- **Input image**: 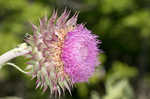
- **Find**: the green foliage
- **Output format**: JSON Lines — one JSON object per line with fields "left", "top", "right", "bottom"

{"left": 103, "top": 79, "right": 134, "bottom": 99}
{"left": 77, "top": 83, "right": 89, "bottom": 98}
{"left": 0, "top": 0, "right": 51, "bottom": 55}
{"left": 100, "top": 0, "right": 135, "bottom": 14}
{"left": 0, "top": 33, "right": 19, "bottom": 54}
{"left": 109, "top": 61, "right": 138, "bottom": 79}
{"left": 123, "top": 10, "right": 150, "bottom": 38}
{"left": 103, "top": 61, "right": 137, "bottom": 99}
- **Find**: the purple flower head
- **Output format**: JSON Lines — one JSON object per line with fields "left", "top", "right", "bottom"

{"left": 62, "top": 24, "right": 100, "bottom": 83}
{"left": 25, "top": 9, "right": 101, "bottom": 96}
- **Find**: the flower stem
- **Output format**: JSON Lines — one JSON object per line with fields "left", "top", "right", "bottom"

{"left": 0, "top": 43, "right": 31, "bottom": 68}
{"left": 6, "top": 63, "right": 28, "bottom": 74}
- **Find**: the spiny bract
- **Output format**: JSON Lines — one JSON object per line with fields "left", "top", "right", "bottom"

{"left": 25, "top": 9, "right": 100, "bottom": 96}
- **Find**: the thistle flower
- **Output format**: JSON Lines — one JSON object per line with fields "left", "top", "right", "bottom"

{"left": 25, "top": 9, "right": 100, "bottom": 95}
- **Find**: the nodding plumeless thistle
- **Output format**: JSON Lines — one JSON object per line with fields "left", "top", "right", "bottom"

{"left": 25, "top": 9, "right": 101, "bottom": 95}
{"left": 0, "top": 9, "right": 101, "bottom": 96}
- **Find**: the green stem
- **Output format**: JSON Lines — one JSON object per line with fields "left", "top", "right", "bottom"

{"left": 6, "top": 63, "right": 28, "bottom": 74}
{"left": 0, "top": 43, "right": 31, "bottom": 74}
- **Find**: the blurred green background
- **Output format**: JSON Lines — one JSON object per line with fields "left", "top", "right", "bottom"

{"left": 0, "top": 0, "right": 150, "bottom": 99}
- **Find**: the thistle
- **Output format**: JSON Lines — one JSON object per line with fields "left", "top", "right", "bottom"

{"left": 24, "top": 9, "right": 100, "bottom": 95}
{"left": 0, "top": 9, "right": 100, "bottom": 96}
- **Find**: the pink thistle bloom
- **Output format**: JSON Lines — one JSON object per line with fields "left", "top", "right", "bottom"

{"left": 25, "top": 9, "right": 100, "bottom": 95}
